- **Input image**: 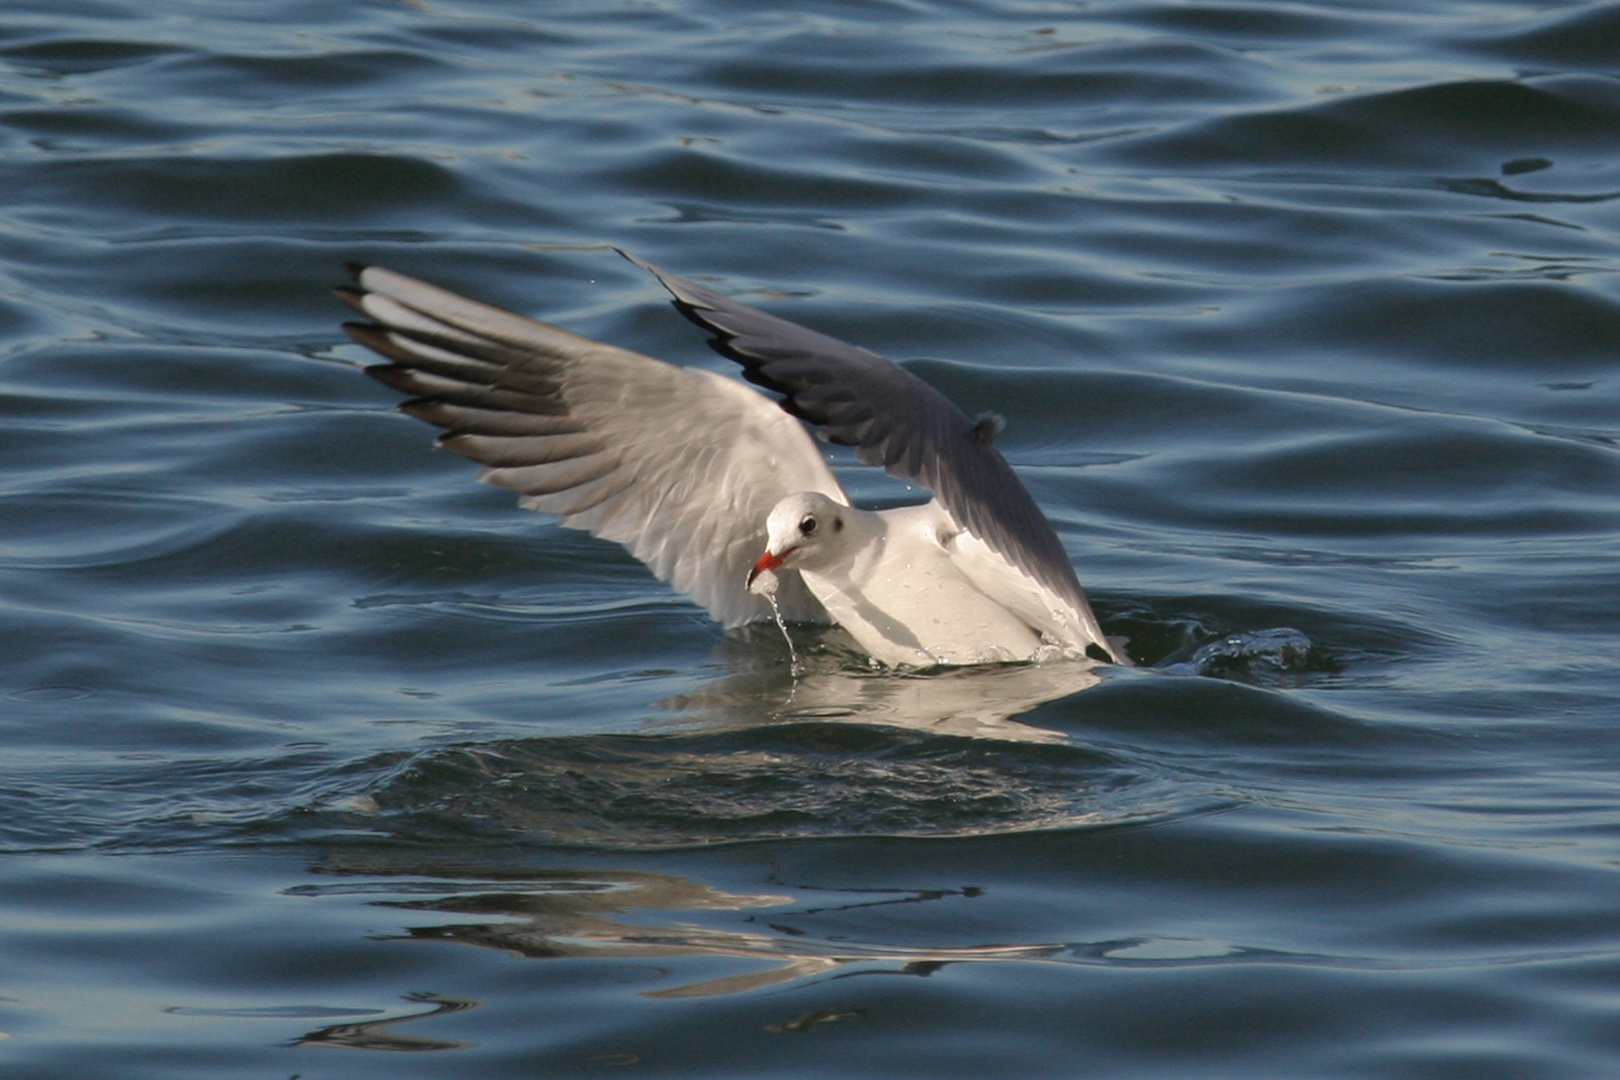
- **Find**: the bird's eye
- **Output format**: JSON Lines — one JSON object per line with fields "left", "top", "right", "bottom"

{"left": 799, "top": 515, "right": 818, "bottom": 535}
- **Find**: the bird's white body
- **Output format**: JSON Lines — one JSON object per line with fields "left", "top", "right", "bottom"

{"left": 750, "top": 493, "right": 1094, "bottom": 667}
{"left": 796, "top": 508, "right": 1046, "bottom": 667}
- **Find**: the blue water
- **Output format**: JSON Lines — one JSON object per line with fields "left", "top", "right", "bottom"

{"left": 3, "top": 0, "right": 1619, "bottom": 1076}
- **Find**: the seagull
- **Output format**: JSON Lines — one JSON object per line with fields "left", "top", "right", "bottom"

{"left": 338, "top": 252, "right": 1124, "bottom": 667}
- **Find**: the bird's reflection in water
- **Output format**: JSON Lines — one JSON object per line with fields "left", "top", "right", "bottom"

{"left": 659, "top": 628, "right": 1103, "bottom": 744}
{"left": 296, "top": 863, "right": 1068, "bottom": 1008}
{"left": 291, "top": 654, "right": 1147, "bottom": 1048}
{"left": 293, "top": 991, "right": 477, "bottom": 1052}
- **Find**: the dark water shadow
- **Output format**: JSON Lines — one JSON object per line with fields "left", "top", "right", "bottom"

{"left": 314, "top": 618, "right": 1357, "bottom": 851}
{"left": 347, "top": 650, "right": 1175, "bottom": 849}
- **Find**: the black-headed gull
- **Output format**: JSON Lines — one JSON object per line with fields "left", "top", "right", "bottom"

{"left": 338, "top": 252, "right": 1123, "bottom": 667}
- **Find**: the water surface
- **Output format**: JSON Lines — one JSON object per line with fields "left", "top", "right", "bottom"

{"left": 2, "top": 1, "right": 1619, "bottom": 1077}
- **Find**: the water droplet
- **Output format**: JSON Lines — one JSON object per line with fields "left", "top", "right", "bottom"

{"left": 765, "top": 592, "right": 804, "bottom": 678}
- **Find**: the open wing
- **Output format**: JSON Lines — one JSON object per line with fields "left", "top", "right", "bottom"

{"left": 619, "top": 251, "right": 1117, "bottom": 660}
{"left": 339, "top": 264, "right": 844, "bottom": 627}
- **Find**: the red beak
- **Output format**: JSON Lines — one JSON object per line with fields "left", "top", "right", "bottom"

{"left": 747, "top": 547, "right": 789, "bottom": 589}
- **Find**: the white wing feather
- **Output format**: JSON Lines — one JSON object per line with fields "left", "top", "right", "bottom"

{"left": 342, "top": 266, "right": 845, "bottom": 626}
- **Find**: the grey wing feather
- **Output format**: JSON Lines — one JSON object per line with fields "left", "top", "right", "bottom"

{"left": 340, "top": 265, "right": 844, "bottom": 627}
{"left": 617, "top": 250, "right": 1101, "bottom": 641}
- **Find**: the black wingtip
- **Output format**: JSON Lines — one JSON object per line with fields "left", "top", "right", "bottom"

{"left": 342, "top": 261, "right": 368, "bottom": 280}
{"left": 333, "top": 286, "right": 368, "bottom": 315}
{"left": 615, "top": 248, "right": 654, "bottom": 274}
{"left": 617, "top": 248, "right": 712, "bottom": 313}
{"left": 341, "top": 321, "right": 389, "bottom": 353}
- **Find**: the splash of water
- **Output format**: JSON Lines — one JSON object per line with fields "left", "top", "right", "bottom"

{"left": 1159, "top": 627, "right": 1316, "bottom": 677}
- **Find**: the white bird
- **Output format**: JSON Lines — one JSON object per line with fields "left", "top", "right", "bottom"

{"left": 338, "top": 252, "right": 1123, "bottom": 667}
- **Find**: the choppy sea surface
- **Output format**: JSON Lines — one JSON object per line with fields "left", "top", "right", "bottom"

{"left": 3, "top": 1, "right": 1619, "bottom": 1076}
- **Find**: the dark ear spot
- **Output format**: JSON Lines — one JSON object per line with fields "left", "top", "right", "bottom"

{"left": 972, "top": 412, "right": 1006, "bottom": 445}
{"left": 832, "top": 517, "right": 843, "bottom": 532}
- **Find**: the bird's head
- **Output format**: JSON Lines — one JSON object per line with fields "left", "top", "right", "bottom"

{"left": 747, "top": 491, "right": 849, "bottom": 595}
